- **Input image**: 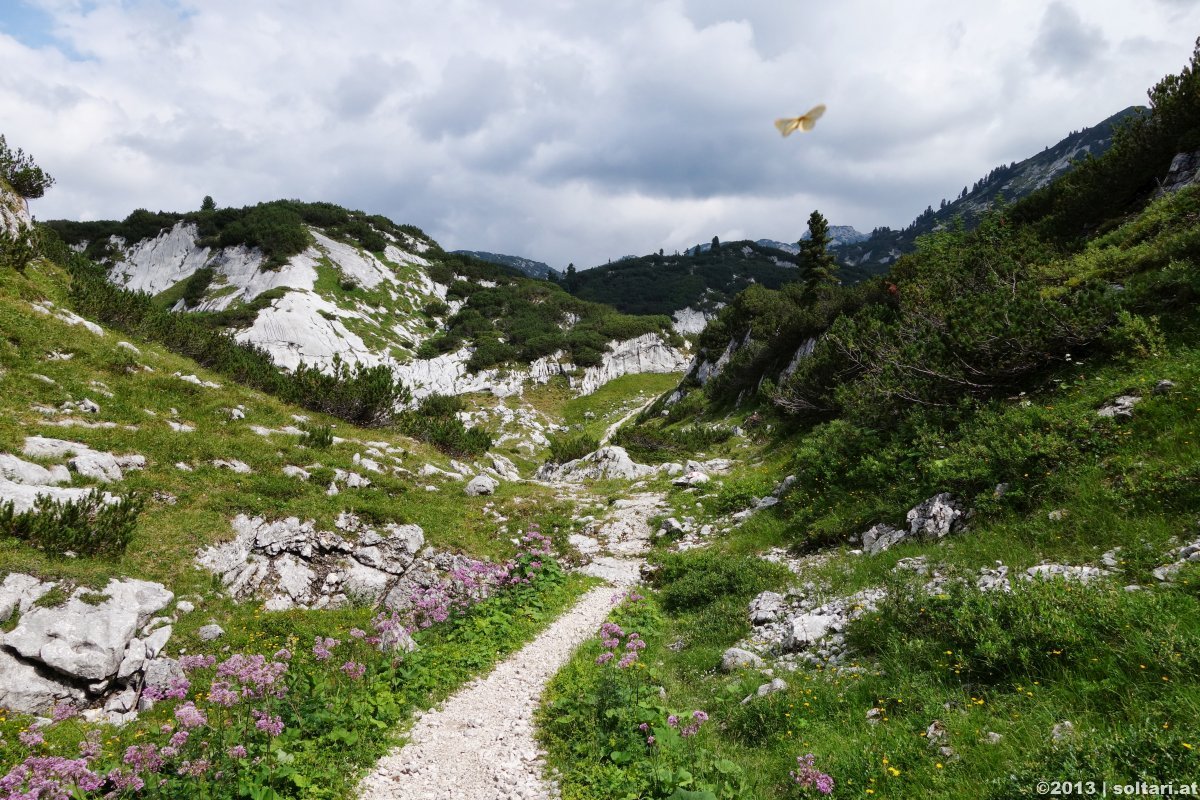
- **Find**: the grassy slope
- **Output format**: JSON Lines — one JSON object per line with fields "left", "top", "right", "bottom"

{"left": 0, "top": 250, "right": 631, "bottom": 793}
{"left": 539, "top": 196, "right": 1200, "bottom": 798}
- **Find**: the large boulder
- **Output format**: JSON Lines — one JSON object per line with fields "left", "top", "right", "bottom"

{"left": 536, "top": 446, "right": 657, "bottom": 482}
{"left": 0, "top": 648, "right": 86, "bottom": 714}
{"left": 0, "top": 454, "right": 70, "bottom": 486}
{"left": 720, "top": 647, "right": 765, "bottom": 672}
{"left": 465, "top": 474, "right": 499, "bottom": 496}
{"left": 1, "top": 579, "right": 172, "bottom": 683}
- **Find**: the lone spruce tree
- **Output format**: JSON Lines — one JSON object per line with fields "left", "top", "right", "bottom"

{"left": 800, "top": 210, "right": 838, "bottom": 293}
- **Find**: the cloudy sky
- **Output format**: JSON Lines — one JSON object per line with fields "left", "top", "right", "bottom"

{"left": 2, "top": 1, "right": 1198, "bottom": 269}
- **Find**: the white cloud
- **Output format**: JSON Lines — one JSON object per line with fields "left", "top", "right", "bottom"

{"left": 1, "top": 0, "right": 1198, "bottom": 267}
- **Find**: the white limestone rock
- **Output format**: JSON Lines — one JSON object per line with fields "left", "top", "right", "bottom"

{"left": 535, "top": 446, "right": 657, "bottom": 482}
{"left": 465, "top": 474, "right": 500, "bottom": 496}
{"left": 861, "top": 523, "right": 908, "bottom": 556}
{"left": 720, "top": 647, "right": 765, "bottom": 672}
{"left": 0, "top": 648, "right": 86, "bottom": 714}
{"left": 0, "top": 573, "right": 56, "bottom": 620}
{"left": 1, "top": 579, "right": 172, "bottom": 683}
{"left": 0, "top": 454, "right": 71, "bottom": 487}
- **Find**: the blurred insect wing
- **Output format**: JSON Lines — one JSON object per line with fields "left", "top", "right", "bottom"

{"left": 775, "top": 104, "right": 825, "bottom": 137}
{"left": 775, "top": 117, "right": 802, "bottom": 137}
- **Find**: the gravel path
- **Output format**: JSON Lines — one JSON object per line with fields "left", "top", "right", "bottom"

{"left": 357, "top": 582, "right": 630, "bottom": 800}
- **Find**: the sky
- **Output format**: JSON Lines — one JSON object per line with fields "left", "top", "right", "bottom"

{"left": 2, "top": 1, "right": 1198, "bottom": 270}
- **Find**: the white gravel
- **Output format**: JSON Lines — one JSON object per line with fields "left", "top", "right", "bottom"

{"left": 357, "top": 583, "right": 629, "bottom": 800}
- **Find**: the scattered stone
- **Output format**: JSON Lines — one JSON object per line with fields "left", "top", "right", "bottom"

{"left": 174, "top": 462, "right": 193, "bottom": 471}
{"left": 1051, "top": 720, "right": 1075, "bottom": 742}
{"left": 116, "top": 341, "right": 141, "bottom": 355}
{"left": 862, "top": 523, "right": 908, "bottom": 556}
{"left": 282, "top": 465, "right": 311, "bottom": 480}
{"left": 465, "top": 474, "right": 500, "bottom": 496}
{"left": 720, "top": 647, "right": 765, "bottom": 672}
{"left": 866, "top": 708, "right": 883, "bottom": 725}
{"left": 926, "top": 719, "right": 948, "bottom": 745}
{"left": 906, "top": 493, "right": 964, "bottom": 540}
{"left": 1022, "top": 564, "right": 1110, "bottom": 584}
{"left": 748, "top": 591, "right": 786, "bottom": 625}
{"left": 197, "top": 624, "right": 225, "bottom": 642}
{"left": 175, "top": 600, "right": 195, "bottom": 615}
{"left": 228, "top": 407, "right": 246, "bottom": 420}
{"left": 1048, "top": 509, "right": 1069, "bottom": 521}
{"left": 212, "top": 459, "right": 253, "bottom": 474}
{"left": 741, "top": 678, "right": 788, "bottom": 704}
{"left": 983, "top": 731, "right": 1003, "bottom": 745}
{"left": 168, "top": 421, "right": 195, "bottom": 433}
{"left": 1098, "top": 395, "right": 1141, "bottom": 418}
{"left": 174, "top": 372, "right": 221, "bottom": 389}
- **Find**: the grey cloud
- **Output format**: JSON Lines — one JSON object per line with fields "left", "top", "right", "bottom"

{"left": 330, "top": 56, "right": 417, "bottom": 118}
{"left": 1031, "top": 2, "right": 1106, "bottom": 76}
{"left": 409, "top": 54, "right": 516, "bottom": 139}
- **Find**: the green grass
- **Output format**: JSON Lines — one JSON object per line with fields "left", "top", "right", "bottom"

{"left": 540, "top": 326, "right": 1200, "bottom": 798}
{"left": 0, "top": 257, "right": 564, "bottom": 591}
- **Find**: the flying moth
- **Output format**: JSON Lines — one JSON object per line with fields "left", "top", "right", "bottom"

{"left": 774, "top": 104, "right": 826, "bottom": 136}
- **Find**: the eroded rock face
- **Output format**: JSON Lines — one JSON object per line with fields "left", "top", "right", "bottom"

{"left": 198, "top": 513, "right": 476, "bottom": 614}
{"left": 0, "top": 576, "right": 176, "bottom": 717}
{"left": 573, "top": 334, "right": 690, "bottom": 397}
{"left": 3, "top": 580, "right": 173, "bottom": 683}
{"left": 0, "top": 183, "right": 32, "bottom": 238}
{"left": 535, "top": 446, "right": 659, "bottom": 482}
{"left": 906, "top": 493, "right": 964, "bottom": 540}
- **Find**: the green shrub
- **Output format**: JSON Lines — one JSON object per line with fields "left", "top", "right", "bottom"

{"left": 180, "top": 265, "right": 215, "bottom": 308}
{"left": 299, "top": 422, "right": 334, "bottom": 448}
{"left": 0, "top": 134, "right": 54, "bottom": 198}
{"left": 398, "top": 393, "right": 492, "bottom": 456}
{"left": 849, "top": 576, "right": 1200, "bottom": 684}
{"left": 0, "top": 491, "right": 143, "bottom": 557}
{"left": 652, "top": 551, "right": 788, "bottom": 612}
{"left": 545, "top": 431, "right": 598, "bottom": 464}
{"left": 612, "top": 423, "right": 733, "bottom": 463}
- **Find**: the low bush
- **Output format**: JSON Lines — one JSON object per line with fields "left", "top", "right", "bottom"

{"left": 299, "top": 422, "right": 333, "bottom": 449}
{"left": 652, "top": 551, "right": 788, "bottom": 613}
{"left": 545, "top": 431, "right": 598, "bottom": 464}
{"left": 398, "top": 394, "right": 492, "bottom": 457}
{"left": 0, "top": 491, "right": 143, "bottom": 557}
{"left": 849, "top": 575, "right": 1200, "bottom": 684}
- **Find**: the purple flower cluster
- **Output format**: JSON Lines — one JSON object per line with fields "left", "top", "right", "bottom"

{"left": 666, "top": 710, "right": 709, "bottom": 738}
{"left": 214, "top": 653, "right": 289, "bottom": 701}
{"left": 0, "top": 757, "right": 104, "bottom": 798}
{"left": 790, "top": 754, "right": 834, "bottom": 795}
{"left": 313, "top": 636, "right": 340, "bottom": 661}
{"left": 341, "top": 661, "right": 367, "bottom": 680}
{"left": 594, "top": 622, "right": 645, "bottom": 669}
{"left": 252, "top": 710, "right": 284, "bottom": 737}
{"left": 174, "top": 702, "right": 207, "bottom": 730}
{"left": 123, "top": 744, "right": 163, "bottom": 774}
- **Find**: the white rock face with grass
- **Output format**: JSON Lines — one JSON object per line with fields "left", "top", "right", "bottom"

{"left": 198, "top": 513, "right": 487, "bottom": 614}
{"left": 0, "top": 576, "right": 177, "bottom": 717}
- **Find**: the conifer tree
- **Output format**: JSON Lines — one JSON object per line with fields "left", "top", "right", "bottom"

{"left": 800, "top": 210, "right": 838, "bottom": 292}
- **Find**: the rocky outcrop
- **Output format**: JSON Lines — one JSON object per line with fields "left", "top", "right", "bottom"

{"left": 573, "top": 334, "right": 690, "bottom": 397}
{"left": 0, "top": 575, "right": 179, "bottom": 718}
{"left": 1156, "top": 150, "right": 1200, "bottom": 197}
{"left": 856, "top": 494, "right": 968, "bottom": 556}
{"left": 671, "top": 306, "right": 720, "bottom": 335}
{"left": 0, "top": 438, "right": 144, "bottom": 514}
{"left": 535, "top": 446, "right": 659, "bottom": 482}
{"left": 0, "top": 182, "right": 32, "bottom": 239}
{"left": 197, "top": 513, "right": 488, "bottom": 613}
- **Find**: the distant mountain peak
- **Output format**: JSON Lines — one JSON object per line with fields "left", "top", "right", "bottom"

{"left": 451, "top": 250, "right": 558, "bottom": 280}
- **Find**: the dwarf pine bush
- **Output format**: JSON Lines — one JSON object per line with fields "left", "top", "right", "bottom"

{"left": 0, "top": 491, "right": 143, "bottom": 557}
